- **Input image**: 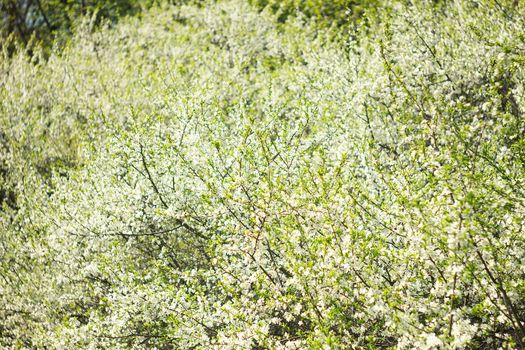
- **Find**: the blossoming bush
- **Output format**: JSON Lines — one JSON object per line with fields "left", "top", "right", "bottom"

{"left": 1, "top": 0, "right": 525, "bottom": 349}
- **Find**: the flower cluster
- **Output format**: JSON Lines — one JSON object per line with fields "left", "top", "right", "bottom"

{"left": 1, "top": 0, "right": 525, "bottom": 349}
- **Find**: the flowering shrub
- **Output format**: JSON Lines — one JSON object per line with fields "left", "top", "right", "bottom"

{"left": 1, "top": 0, "right": 525, "bottom": 349}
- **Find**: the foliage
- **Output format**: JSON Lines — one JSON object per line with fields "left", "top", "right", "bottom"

{"left": 1, "top": 0, "right": 525, "bottom": 349}
{"left": 247, "top": 0, "right": 379, "bottom": 26}
{"left": 0, "top": 0, "right": 165, "bottom": 52}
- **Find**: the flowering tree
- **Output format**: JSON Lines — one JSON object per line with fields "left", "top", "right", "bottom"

{"left": 1, "top": 0, "right": 525, "bottom": 349}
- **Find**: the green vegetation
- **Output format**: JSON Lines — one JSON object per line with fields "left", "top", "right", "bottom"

{"left": 1, "top": 0, "right": 525, "bottom": 348}
{"left": 248, "top": 0, "right": 380, "bottom": 26}
{"left": 1, "top": 0, "right": 150, "bottom": 52}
